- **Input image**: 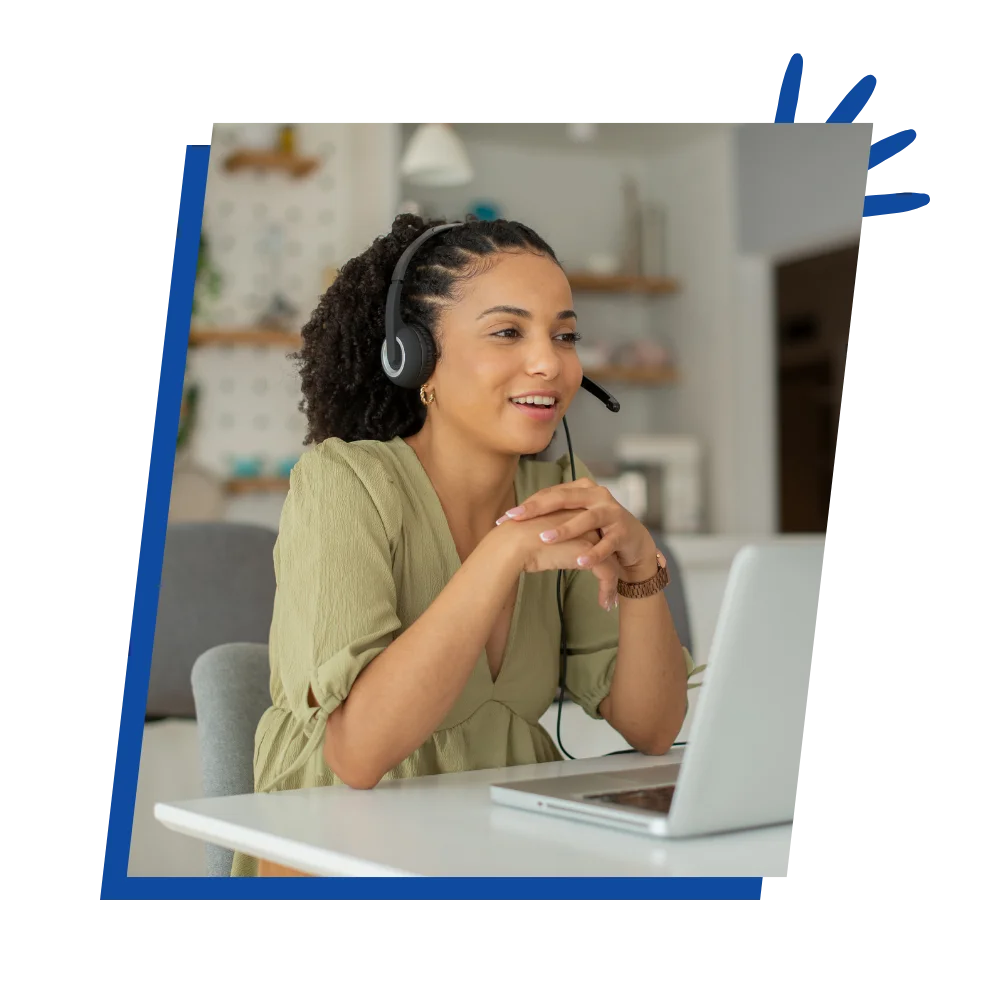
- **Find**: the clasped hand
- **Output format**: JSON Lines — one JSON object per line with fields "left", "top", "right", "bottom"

{"left": 493, "top": 478, "right": 657, "bottom": 611}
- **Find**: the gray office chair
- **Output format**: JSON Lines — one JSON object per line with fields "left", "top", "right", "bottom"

{"left": 146, "top": 522, "right": 278, "bottom": 720}
{"left": 191, "top": 642, "right": 273, "bottom": 876}
{"left": 141, "top": 522, "right": 277, "bottom": 877}
{"left": 652, "top": 538, "right": 694, "bottom": 659}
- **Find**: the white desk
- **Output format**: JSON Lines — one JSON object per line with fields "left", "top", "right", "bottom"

{"left": 156, "top": 751, "right": 791, "bottom": 877}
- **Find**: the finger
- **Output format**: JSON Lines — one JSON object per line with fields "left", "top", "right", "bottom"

{"left": 826, "top": 74, "right": 876, "bottom": 123}
{"left": 774, "top": 52, "right": 803, "bottom": 123}
{"left": 495, "top": 484, "right": 602, "bottom": 524}
{"left": 574, "top": 532, "right": 622, "bottom": 569}
{"left": 589, "top": 561, "right": 619, "bottom": 611}
{"left": 537, "top": 507, "right": 613, "bottom": 544}
{"left": 869, "top": 129, "right": 916, "bottom": 170}
{"left": 863, "top": 192, "right": 930, "bottom": 216}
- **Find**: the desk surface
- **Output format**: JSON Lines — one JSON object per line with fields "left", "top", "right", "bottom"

{"left": 155, "top": 751, "right": 791, "bottom": 877}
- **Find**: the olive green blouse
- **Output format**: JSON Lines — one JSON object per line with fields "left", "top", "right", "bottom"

{"left": 231, "top": 435, "right": 696, "bottom": 876}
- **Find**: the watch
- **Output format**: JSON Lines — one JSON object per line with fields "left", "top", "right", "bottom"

{"left": 617, "top": 549, "right": 670, "bottom": 600}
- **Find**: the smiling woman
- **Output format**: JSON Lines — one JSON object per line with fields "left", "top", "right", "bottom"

{"left": 231, "top": 214, "right": 696, "bottom": 877}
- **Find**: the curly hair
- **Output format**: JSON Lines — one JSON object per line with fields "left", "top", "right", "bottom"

{"left": 295, "top": 213, "right": 560, "bottom": 445}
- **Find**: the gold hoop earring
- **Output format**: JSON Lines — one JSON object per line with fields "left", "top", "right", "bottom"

{"left": 419, "top": 384, "right": 436, "bottom": 406}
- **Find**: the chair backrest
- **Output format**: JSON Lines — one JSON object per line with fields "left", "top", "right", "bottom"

{"left": 191, "top": 641, "right": 272, "bottom": 876}
{"left": 651, "top": 537, "right": 694, "bottom": 660}
{"left": 146, "top": 522, "right": 277, "bottom": 719}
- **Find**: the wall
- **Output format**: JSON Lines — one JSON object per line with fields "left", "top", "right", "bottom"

{"left": 643, "top": 129, "right": 744, "bottom": 533}
{"left": 185, "top": 124, "right": 400, "bottom": 529}
{"left": 735, "top": 123, "right": 871, "bottom": 261}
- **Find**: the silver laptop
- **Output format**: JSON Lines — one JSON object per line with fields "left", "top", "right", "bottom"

{"left": 490, "top": 538, "right": 824, "bottom": 838}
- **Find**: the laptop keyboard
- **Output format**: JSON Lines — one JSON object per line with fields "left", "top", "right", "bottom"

{"left": 582, "top": 784, "right": 677, "bottom": 815}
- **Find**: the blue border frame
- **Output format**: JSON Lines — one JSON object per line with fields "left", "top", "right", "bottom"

{"left": 102, "top": 145, "right": 210, "bottom": 898}
{"left": 113, "top": 876, "right": 763, "bottom": 899}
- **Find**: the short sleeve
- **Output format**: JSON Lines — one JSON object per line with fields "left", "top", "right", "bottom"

{"left": 269, "top": 442, "right": 402, "bottom": 731}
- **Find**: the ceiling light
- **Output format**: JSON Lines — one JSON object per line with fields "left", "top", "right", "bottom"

{"left": 401, "top": 124, "right": 473, "bottom": 186}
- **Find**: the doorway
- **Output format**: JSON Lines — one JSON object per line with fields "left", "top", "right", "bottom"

{"left": 775, "top": 242, "right": 859, "bottom": 533}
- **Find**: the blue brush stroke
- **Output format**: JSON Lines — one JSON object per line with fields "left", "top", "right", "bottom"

{"left": 101, "top": 145, "right": 209, "bottom": 897}
{"left": 774, "top": 52, "right": 806, "bottom": 125}
{"left": 868, "top": 128, "right": 917, "bottom": 170}
{"left": 864, "top": 191, "right": 931, "bottom": 219}
{"left": 110, "top": 876, "right": 764, "bottom": 900}
{"left": 826, "top": 73, "right": 878, "bottom": 125}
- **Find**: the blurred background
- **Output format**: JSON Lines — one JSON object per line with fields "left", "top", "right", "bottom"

{"left": 178, "top": 121, "right": 869, "bottom": 655}
{"left": 134, "top": 123, "right": 870, "bottom": 876}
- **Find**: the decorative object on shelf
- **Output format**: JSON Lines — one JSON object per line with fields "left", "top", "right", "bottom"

{"left": 277, "top": 125, "right": 297, "bottom": 155}
{"left": 584, "top": 252, "right": 619, "bottom": 276}
{"left": 275, "top": 456, "right": 299, "bottom": 479}
{"left": 620, "top": 176, "right": 643, "bottom": 275}
{"left": 467, "top": 199, "right": 501, "bottom": 222}
{"left": 256, "top": 224, "right": 298, "bottom": 332}
{"left": 610, "top": 339, "right": 674, "bottom": 369}
{"left": 192, "top": 232, "right": 223, "bottom": 324}
{"left": 398, "top": 199, "right": 422, "bottom": 216}
{"left": 176, "top": 377, "right": 199, "bottom": 451}
{"left": 322, "top": 267, "right": 340, "bottom": 291}
{"left": 575, "top": 341, "right": 613, "bottom": 369}
{"left": 640, "top": 202, "right": 667, "bottom": 277}
{"left": 231, "top": 456, "right": 265, "bottom": 479}
{"left": 614, "top": 434, "right": 703, "bottom": 534}
{"left": 401, "top": 124, "right": 473, "bottom": 186}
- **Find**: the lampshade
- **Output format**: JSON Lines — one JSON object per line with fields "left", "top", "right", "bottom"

{"left": 401, "top": 124, "right": 473, "bottom": 186}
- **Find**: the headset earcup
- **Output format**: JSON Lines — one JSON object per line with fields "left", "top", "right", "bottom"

{"left": 410, "top": 328, "right": 436, "bottom": 387}
{"left": 383, "top": 325, "right": 436, "bottom": 389}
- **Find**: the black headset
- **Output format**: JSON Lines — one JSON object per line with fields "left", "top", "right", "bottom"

{"left": 382, "top": 222, "right": 621, "bottom": 412}
{"left": 383, "top": 222, "right": 637, "bottom": 759}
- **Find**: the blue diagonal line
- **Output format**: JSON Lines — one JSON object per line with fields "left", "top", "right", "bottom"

{"left": 775, "top": 53, "right": 803, "bottom": 123}
{"left": 827, "top": 74, "right": 877, "bottom": 122}
{"left": 863, "top": 192, "right": 930, "bottom": 216}
{"left": 869, "top": 129, "right": 916, "bottom": 169}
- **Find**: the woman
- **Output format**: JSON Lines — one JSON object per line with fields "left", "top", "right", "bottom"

{"left": 231, "top": 214, "right": 697, "bottom": 877}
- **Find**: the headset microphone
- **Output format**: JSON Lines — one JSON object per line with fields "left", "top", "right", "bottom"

{"left": 581, "top": 375, "right": 620, "bottom": 413}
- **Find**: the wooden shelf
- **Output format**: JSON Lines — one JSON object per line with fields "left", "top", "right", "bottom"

{"left": 566, "top": 273, "right": 679, "bottom": 294}
{"left": 584, "top": 365, "right": 678, "bottom": 385}
{"left": 223, "top": 149, "right": 319, "bottom": 178}
{"left": 224, "top": 477, "right": 290, "bottom": 495}
{"left": 189, "top": 328, "right": 301, "bottom": 348}
{"left": 190, "top": 334, "right": 675, "bottom": 386}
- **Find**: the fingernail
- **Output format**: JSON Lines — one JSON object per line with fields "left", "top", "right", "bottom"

{"left": 577, "top": 556, "right": 591, "bottom": 567}
{"left": 505, "top": 506, "right": 525, "bottom": 518}
{"left": 539, "top": 530, "right": 558, "bottom": 542}
{"left": 495, "top": 515, "right": 509, "bottom": 526}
